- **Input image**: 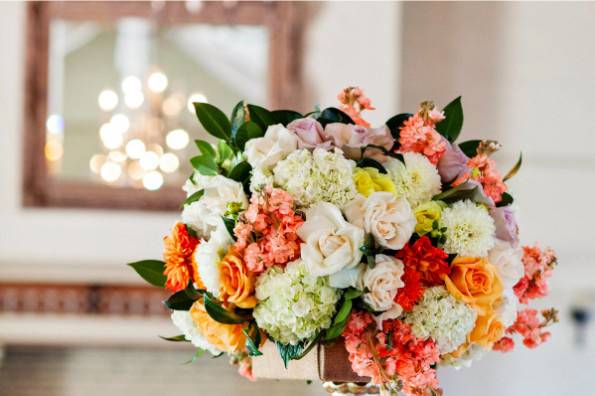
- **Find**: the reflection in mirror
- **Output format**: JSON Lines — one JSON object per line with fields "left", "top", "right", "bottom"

{"left": 46, "top": 19, "right": 268, "bottom": 191}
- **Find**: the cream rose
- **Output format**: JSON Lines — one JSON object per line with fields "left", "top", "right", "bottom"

{"left": 182, "top": 175, "right": 248, "bottom": 238}
{"left": 488, "top": 239, "right": 524, "bottom": 288}
{"left": 297, "top": 202, "right": 364, "bottom": 276}
{"left": 361, "top": 255, "right": 405, "bottom": 312}
{"left": 244, "top": 124, "right": 298, "bottom": 170}
{"left": 343, "top": 192, "right": 416, "bottom": 250}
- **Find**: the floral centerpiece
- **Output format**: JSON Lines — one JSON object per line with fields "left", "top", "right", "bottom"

{"left": 129, "top": 87, "right": 558, "bottom": 395}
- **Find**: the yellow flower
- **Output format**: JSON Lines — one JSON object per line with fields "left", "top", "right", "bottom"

{"left": 414, "top": 201, "right": 445, "bottom": 236}
{"left": 353, "top": 167, "right": 397, "bottom": 197}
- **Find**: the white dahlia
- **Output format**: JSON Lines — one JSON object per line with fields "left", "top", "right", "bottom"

{"left": 253, "top": 260, "right": 340, "bottom": 345}
{"left": 385, "top": 152, "right": 442, "bottom": 208}
{"left": 439, "top": 200, "right": 496, "bottom": 256}
{"left": 170, "top": 310, "right": 221, "bottom": 355}
{"left": 404, "top": 286, "right": 477, "bottom": 354}
{"left": 273, "top": 148, "right": 356, "bottom": 208}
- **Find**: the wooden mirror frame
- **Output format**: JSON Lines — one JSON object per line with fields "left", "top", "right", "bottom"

{"left": 22, "top": 1, "right": 306, "bottom": 211}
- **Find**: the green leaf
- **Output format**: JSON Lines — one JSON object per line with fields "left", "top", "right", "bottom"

{"left": 203, "top": 293, "right": 251, "bottom": 325}
{"left": 235, "top": 121, "right": 264, "bottom": 150}
{"left": 159, "top": 334, "right": 189, "bottom": 342}
{"left": 227, "top": 161, "right": 252, "bottom": 183}
{"left": 217, "top": 140, "right": 235, "bottom": 162}
{"left": 222, "top": 216, "right": 236, "bottom": 241}
{"left": 295, "top": 332, "right": 322, "bottom": 360}
{"left": 247, "top": 104, "right": 275, "bottom": 130}
{"left": 230, "top": 100, "right": 247, "bottom": 137}
{"left": 194, "top": 102, "right": 231, "bottom": 141}
{"left": 432, "top": 181, "right": 492, "bottom": 206}
{"left": 194, "top": 140, "right": 216, "bottom": 158}
{"left": 164, "top": 288, "right": 199, "bottom": 310}
{"left": 357, "top": 158, "right": 388, "bottom": 174}
{"left": 316, "top": 107, "right": 355, "bottom": 127}
{"left": 436, "top": 96, "right": 464, "bottom": 142}
{"left": 343, "top": 288, "right": 364, "bottom": 301}
{"left": 385, "top": 113, "right": 412, "bottom": 150}
{"left": 183, "top": 348, "right": 206, "bottom": 364}
{"left": 335, "top": 299, "right": 353, "bottom": 324}
{"left": 242, "top": 321, "right": 263, "bottom": 357}
{"left": 190, "top": 155, "right": 218, "bottom": 176}
{"left": 503, "top": 153, "right": 523, "bottom": 181}
{"left": 127, "top": 260, "right": 166, "bottom": 288}
{"left": 181, "top": 189, "right": 204, "bottom": 208}
{"left": 458, "top": 139, "right": 481, "bottom": 157}
{"left": 496, "top": 192, "right": 514, "bottom": 207}
{"left": 275, "top": 341, "right": 304, "bottom": 368}
{"left": 270, "top": 110, "right": 303, "bottom": 125}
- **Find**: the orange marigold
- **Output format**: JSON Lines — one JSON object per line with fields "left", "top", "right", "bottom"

{"left": 163, "top": 223, "right": 202, "bottom": 292}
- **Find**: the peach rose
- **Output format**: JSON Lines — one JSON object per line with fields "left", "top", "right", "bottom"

{"left": 219, "top": 251, "right": 257, "bottom": 309}
{"left": 190, "top": 299, "right": 247, "bottom": 353}
{"left": 442, "top": 256, "right": 503, "bottom": 315}
{"left": 469, "top": 310, "right": 505, "bottom": 348}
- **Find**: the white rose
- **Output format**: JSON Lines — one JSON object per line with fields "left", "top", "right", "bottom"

{"left": 361, "top": 254, "right": 405, "bottom": 312}
{"left": 244, "top": 124, "right": 298, "bottom": 170}
{"left": 181, "top": 175, "right": 247, "bottom": 238}
{"left": 297, "top": 202, "right": 364, "bottom": 276}
{"left": 194, "top": 220, "right": 234, "bottom": 297}
{"left": 488, "top": 239, "right": 524, "bottom": 288}
{"left": 329, "top": 265, "right": 364, "bottom": 289}
{"left": 344, "top": 192, "right": 416, "bottom": 250}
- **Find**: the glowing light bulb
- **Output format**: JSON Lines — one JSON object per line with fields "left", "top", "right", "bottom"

{"left": 159, "top": 152, "right": 180, "bottom": 173}
{"left": 100, "top": 161, "right": 122, "bottom": 182}
{"left": 187, "top": 92, "right": 208, "bottom": 113}
{"left": 44, "top": 141, "right": 63, "bottom": 161}
{"left": 162, "top": 94, "right": 184, "bottom": 116}
{"left": 46, "top": 114, "right": 64, "bottom": 135}
{"left": 125, "top": 91, "right": 144, "bottom": 109}
{"left": 148, "top": 71, "right": 168, "bottom": 93}
{"left": 110, "top": 114, "right": 130, "bottom": 134}
{"left": 127, "top": 160, "right": 144, "bottom": 181}
{"left": 166, "top": 128, "right": 189, "bottom": 150}
{"left": 108, "top": 151, "right": 127, "bottom": 163}
{"left": 121, "top": 76, "right": 142, "bottom": 94}
{"left": 125, "top": 139, "right": 146, "bottom": 159}
{"left": 139, "top": 151, "right": 160, "bottom": 171}
{"left": 89, "top": 154, "right": 106, "bottom": 174}
{"left": 143, "top": 171, "right": 164, "bottom": 190}
{"left": 98, "top": 89, "right": 118, "bottom": 111}
{"left": 99, "top": 123, "right": 123, "bottom": 149}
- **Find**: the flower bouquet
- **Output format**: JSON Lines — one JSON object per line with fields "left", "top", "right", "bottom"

{"left": 129, "top": 87, "right": 558, "bottom": 395}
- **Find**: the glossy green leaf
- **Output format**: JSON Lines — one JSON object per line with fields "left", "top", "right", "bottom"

{"left": 343, "top": 288, "right": 364, "bottom": 301}
{"left": 503, "top": 152, "right": 523, "bottom": 181}
{"left": 436, "top": 96, "right": 464, "bottom": 143}
{"left": 242, "top": 321, "right": 263, "bottom": 357}
{"left": 458, "top": 139, "right": 481, "bottom": 157}
{"left": 190, "top": 155, "right": 218, "bottom": 176}
{"left": 316, "top": 107, "right": 354, "bottom": 127}
{"left": 194, "top": 102, "right": 231, "bottom": 141}
{"left": 385, "top": 113, "right": 412, "bottom": 150}
{"left": 247, "top": 104, "right": 275, "bottom": 130}
{"left": 203, "top": 293, "right": 251, "bottom": 325}
{"left": 159, "top": 334, "right": 188, "bottom": 342}
{"left": 357, "top": 157, "right": 387, "bottom": 174}
{"left": 432, "top": 181, "right": 492, "bottom": 206}
{"left": 164, "top": 288, "right": 199, "bottom": 310}
{"left": 275, "top": 341, "right": 304, "bottom": 368}
{"left": 235, "top": 121, "right": 264, "bottom": 150}
{"left": 183, "top": 348, "right": 206, "bottom": 364}
{"left": 496, "top": 192, "right": 514, "bottom": 207}
{"left": 270, "top": 110, "right": 303, "bottom": 125}
{"left": 194, "top": 140, "right": 216, "bottom": 158}
{"left": 222, "top": 216, "right": 236, "bottom": 241}
{"left": 227, "top": 161, "right": 252, "bottom": 183}
{"left": 230, "top": 100, "right": 246, "bottom": 137}
{"left": 127, "top": 260, "right": 166, "bottom": 288}
{"left": 181, "top": 189, "right": 204, "bottom": 208}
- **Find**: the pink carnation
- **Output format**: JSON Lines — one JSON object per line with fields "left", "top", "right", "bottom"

{"left": 233, "top": 187, "right": 303, "bottom": 273}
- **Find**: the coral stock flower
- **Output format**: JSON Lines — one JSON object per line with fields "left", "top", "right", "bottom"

{"left": 190, "top": 299, "right": 247, "bottom": 353}
{"left": 219, "top": 250, "right": 257, "bottom": 309}
{"left": 442, "top": 256, "right": 503, "bottom": 316}
{"left": 396, "top": 236, "right": 450, "bottom": 285}
{"left": 493, "top": 336, "right": 515, "bottom": 352}
{"left": 398, "top": 112, "right": 446, "bottom": 165}
{"left": 163, "top": 223, "right": 202, "bottom": 292}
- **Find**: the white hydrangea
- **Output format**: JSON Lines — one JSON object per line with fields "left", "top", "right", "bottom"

{"left": 170, "top": 310, "right": 221, "bottom": 355}
{"left": 194, "top": 220, "right": 234, "bottom": 297}
{"left": 249, "top": 167, "right": 274, "bottom": 193}
{"left": 253, "top": 260, "right": 340, "bottom": 345}
{"left": 385, "top": 153, "right": 442, "bottom": 208}
{"left": 404, "top": 286, "right": 477, "bottom": 354}
{"left": 440, "top": 200, "right": 496, "bottom": 257}
{"left": 273, "top": 148, "right": 356, "bottom": 208}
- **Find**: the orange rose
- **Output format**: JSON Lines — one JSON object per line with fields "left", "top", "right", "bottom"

{"left": 442, "top": 256, "right": 503, "bottom": 315}
{"left": 469, "top": 310, "right": 505, "bottom": 347}
{"left": 219, "top": 251, "right": 257, "bottom": 309}
{"left": 190, "top": 299, "right": 247, "bottom": 353}
{"left": 163, "top": 223, "right": 203, "bottom": 292}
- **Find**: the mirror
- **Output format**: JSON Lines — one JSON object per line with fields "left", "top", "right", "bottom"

{"left": 23, "top": 1, "right": 306, "bottom": 210}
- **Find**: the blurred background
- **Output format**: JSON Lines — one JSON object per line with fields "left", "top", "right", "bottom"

{"left": 1, "top": 1, "right": 594, "bottom": 395}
